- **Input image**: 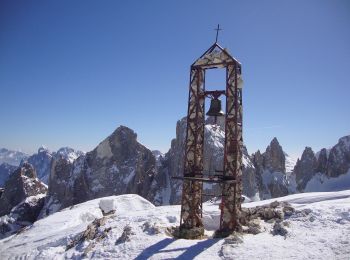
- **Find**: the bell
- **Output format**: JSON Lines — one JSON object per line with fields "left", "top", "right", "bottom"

{"left": 206, "top": 98, "right": 225, "bottom": 117}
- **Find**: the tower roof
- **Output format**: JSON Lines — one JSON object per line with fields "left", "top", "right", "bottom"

{"left": 191, "top": 42, "right": 241, "bottom": 69}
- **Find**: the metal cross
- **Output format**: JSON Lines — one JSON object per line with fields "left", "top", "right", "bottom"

{"left": 215, "top": 24, "right": 222, "bottom": 43}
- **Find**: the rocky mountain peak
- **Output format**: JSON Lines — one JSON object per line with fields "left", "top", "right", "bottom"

{"left": 38, "top": 146, "right": 50, "bottom": 154}
{"left": 338, "top": 135, "right": 350, "bottom": 148}
{"left": 263, "top": 137, "right": 285, "bottom": 172}
{"left": 316, "top": 148, "right": 328, "bottom": 173}
{"left": 20, "top": 162, "right": 37, "bottom": 179}
{"left": 42, "top": 125, "right": 161, "bottom": 216}
{"left": 94, "top": 126, "right": 138, "bottom": 163}
{"left": 300, "top": 147, "right": 316, "bottom": 161}
{"left": 110, "top": 125, "right": 137, "bottom": 143}
{"left": 294, "top": 147, "right": 317, "bottom": 191}
{"left": 327, "top": 135, "right": 350, "bottom": 177}
{"left": 271, "top": 137, "right": 279, "bottom": 146}
{"left": 0, "top": 163, "right": 47, "bottom": 217}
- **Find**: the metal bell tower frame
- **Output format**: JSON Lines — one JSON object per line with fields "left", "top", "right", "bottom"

{"left": 177, "top": 38, "right": 243, "bottom": 237}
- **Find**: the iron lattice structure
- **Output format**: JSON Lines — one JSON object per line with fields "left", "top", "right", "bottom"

{"left": 178, "top": 42, "right": 243, "bottom": 235}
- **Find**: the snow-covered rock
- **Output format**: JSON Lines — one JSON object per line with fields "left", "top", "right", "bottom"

{"left": 0, "top": 163, "right": 47, "bottom": 217}
{"left": 295, "top": 135, "right": 350, "bottom": 192}
{"left": 24, "top": 146, "right": 53, "bottom": 184}
{"left": 41, "top": 126, "right": 163, "bottom": 217}
{"left": 0, "top": 148, "right": 28, "bottom": 166}
{"left": 158, "top": 117, "right": 259, "bottom": 204}
{"left": 251, "top": 138, "right": 296, "bottom": 199}
{"left": 22, "top": 146, "right": 84, "bottom": 184}
{"left": 0, "top": 191, "right": 349, "bottom": 259}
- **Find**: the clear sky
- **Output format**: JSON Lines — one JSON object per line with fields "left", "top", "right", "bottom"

{"left": 0, "top": 0, "right": 349, "bottom": 158}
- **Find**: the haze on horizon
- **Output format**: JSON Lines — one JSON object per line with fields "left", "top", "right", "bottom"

{"left": 0, "top": 0, "right": 349, "bottom": 159}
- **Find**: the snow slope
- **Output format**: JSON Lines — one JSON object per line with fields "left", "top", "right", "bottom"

{"left": 305, "top": 169, "right": 350, "bottom": 192}
{"left": 0, "top": 191, "right": 349, "bottom": 259}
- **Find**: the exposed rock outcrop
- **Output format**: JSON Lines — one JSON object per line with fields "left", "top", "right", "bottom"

{"left": 22, "top": 146, "right": 84, "bottom": 184}
{"left": 294, "top": 147, "right": 317, "bottom": 191}
{"left": 42, "top": 126, "right": 163, "bottom": 216}
{"left": 316, "top": 148, "right": 328, "bottom": 173}
{"left": 0, "top": 163, "right": 47, "bottom": 217}
{"left": 158, "top": 117, "right": 259, "bottom": 205}
{"left": 263, "top": 137, "right": 286, "bottom": 173}
{"left": 25, "top": 147, "right": 53, "bottom": 184}
{"left": 251, "top": 138, "right": 295, "bottom": 199}
{"left": 0, "top": 163, "right": 17, "bottom": 187}
{"left": 1, "top": 194, "right": 46, "bottom": 238}
{"left": 327, "top": 136, "right": 350, "bottom": 178}
{"left": 298, "top": 136, "right": 350, "bottom": 192}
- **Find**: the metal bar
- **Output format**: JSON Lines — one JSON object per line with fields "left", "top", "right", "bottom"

{"left": 192, "top": 62, "right": 235, "bottom": 69}
{"left": 172, "top": 176, "right": 237, "bottom": 183}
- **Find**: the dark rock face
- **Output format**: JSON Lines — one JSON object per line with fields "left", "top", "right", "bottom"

{"left": 0, "top": 163, "right": 17, "bottom": 187}
{"left": 10, "top": 195, "right": 46, "bottom": 223}
{"left": 23, "top": 146, "right": 84, "bottom": 184}
{"left": 25, "top": 147, "right": 53, "bottom": 184}
{"left": 0, "top": 195, "right": 46, "bottom": 238}
{"left": 163, "top": 117, "right": 187, "bottom": 205}
{"left": 263, "top": 137, "right": 286, "bottom": 173}
{"left": 0, "top": 163, "right": 47, "bottom": 217}
{"left": 316, "top": 148, "right": 328, "bottom": 173}
{"left": 251, "top": 138, "right": 293, "bottom": 199}
{"left": 294, "top": 147, "right": 317, "bottom": 191}
{"left": 327, "top": 136, "right": 350, "bottom": 178}
{"left": 42, "top": 126, "right": 162, "bottom": 216}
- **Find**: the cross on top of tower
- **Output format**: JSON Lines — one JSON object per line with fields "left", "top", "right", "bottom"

{"left": 215, "top": 24, "right": 222, "bottom": 43}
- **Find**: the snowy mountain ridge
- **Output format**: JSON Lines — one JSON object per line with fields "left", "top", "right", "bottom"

{"left": 0, "top": 148, "right": 28, "bottom": 166}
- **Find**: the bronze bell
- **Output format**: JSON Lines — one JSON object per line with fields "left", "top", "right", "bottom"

{"left": 206, "top": 98, "right": 225, "bottom": 117}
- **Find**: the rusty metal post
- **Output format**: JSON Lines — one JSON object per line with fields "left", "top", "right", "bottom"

{"left": 179, "top": 67, "right": 205, "bottom": 238}
{"left": 177, "top": 41, "right": 243, "bottom": 238}
{"left": 219, "top": 63, "right": 243, "bottom": 233}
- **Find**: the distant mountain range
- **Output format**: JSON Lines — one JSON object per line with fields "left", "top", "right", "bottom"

{"left": 0, "top": 148, "right": 28, "bottom": 166}
{"left": 0, "top": 146, "right": 84, "bottom": 185}
{"left": 0, "top": 118, "right": 349, "bottom": 233}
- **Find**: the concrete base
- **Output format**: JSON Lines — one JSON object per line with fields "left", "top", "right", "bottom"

{"left": 173, "top": 226, "right": 205, "bottom": 239}
{"left": 213, "top": 229, "right": 236, "bottom": 238}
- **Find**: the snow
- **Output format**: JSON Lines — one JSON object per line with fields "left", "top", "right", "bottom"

{"left": 123, "top": 168, "right": 136, "bottom": 184}
{"left": 1, "top": 191, "right": 350, "bottom": 259}
{"left": 55, "top": 147, "right": 84, "bottom": 163}
{"left": 99, "top": 198, "right": 117, "bottom": 214}
{"left": 285, "top": 153, "right": 296, "bottom": 173}
{"left": 153, "top": 171, "right": 171, "bottom": 205}
{"left": 305, "top": 169, "right": 350, "bottom": 192}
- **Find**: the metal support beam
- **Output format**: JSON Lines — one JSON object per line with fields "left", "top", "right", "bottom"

{"left": 178, "top": 41, "right": 243, "bottom": 238}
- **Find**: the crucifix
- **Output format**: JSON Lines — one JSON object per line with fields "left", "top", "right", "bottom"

{"left": 215, "top": 24, "right": 222, "bottom": 43}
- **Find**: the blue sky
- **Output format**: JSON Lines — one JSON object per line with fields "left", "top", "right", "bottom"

{"left": 0, "top": 0, "right": 349, "bottom": 158}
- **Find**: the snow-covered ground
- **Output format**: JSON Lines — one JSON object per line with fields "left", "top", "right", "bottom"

{"left": 1, "top": 191, "right": 349, "bottom": 259}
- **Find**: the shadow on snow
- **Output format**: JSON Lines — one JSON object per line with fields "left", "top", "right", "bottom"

{"left": 135, "top": 237, "right": 221, "bottom": 260}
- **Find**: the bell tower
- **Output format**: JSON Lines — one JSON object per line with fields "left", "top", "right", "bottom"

{"left": 174, "top": 26, "right": 244, "bottom": 238}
